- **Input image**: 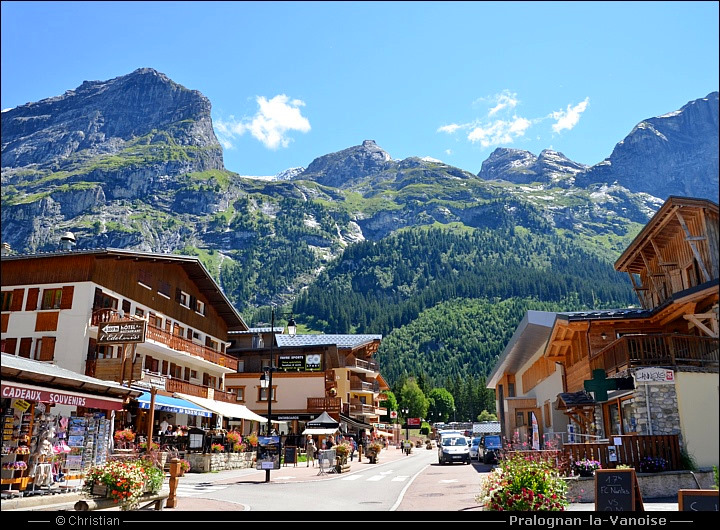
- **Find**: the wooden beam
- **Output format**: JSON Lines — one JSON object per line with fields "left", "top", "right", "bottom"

{"left": 683, "top": 314, "right": 718, "bottom": 338}
{"left": 675, "top": 210, "right": 712, "bottom": 282}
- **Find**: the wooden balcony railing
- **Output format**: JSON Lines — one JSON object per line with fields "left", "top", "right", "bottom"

{"left": 347, "top": 403, "right": 375, "bottom": 415}
{"left": 307, "top": 397, "right": 341, "bottom": 413}
{"left": 346, "top": 358, "right": 379, "bottom": 372}
{"left": 562, "top": 434, "right": 682, "bottom": 472}
{"left": 590, "top": 334, "right": 719, "bottom": 375}
{"left": 350, "top": 378, "right": 374, "bottom": 392}
{"left": 165, "top": 378, "right": 237, "bottom": 404}
{"left": 145, "top": 324, "right": 237, "bottom": 371}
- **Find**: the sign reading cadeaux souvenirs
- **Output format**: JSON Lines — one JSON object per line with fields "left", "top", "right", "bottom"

{"left": 277, "top": 354, "right": 322, "bottom": 372}
{"left": 97, "top": 320, "right": 146, "bottom": 345}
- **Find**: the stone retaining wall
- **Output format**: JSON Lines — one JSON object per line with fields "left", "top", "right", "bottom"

{"left": 566, "top": 469, "right": 715, "bottom": 502}
{"left": 186, "top": 452, "right": 255, "bottom": 473}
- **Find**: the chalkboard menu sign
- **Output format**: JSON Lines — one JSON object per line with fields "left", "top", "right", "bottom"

{"left": 595, "top": 469, "right": 644, "bottom": 511}
{"left": 678, "top": 490, "right": 719, "bottom": 511}
{"left": 283, "top": 446, "right": 297, "bottom": 466}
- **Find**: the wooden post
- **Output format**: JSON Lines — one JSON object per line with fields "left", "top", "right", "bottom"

{"left": 146, "top": 386, "right": 157, "bottom": 447}
{"left": 166, "top": 457, "right": 180, "bottom": 508}
{"left": 358, "top": 445, "right": 362, "bottom": 462}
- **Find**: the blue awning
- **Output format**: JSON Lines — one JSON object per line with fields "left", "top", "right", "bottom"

{"left": 136, "top": 392, "right": 212, "bottom": 417}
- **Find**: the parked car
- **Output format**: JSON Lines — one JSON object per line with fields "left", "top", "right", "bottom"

{"left": 469, "top": 437, "right": 481, "bottom": 460}
{"left": 478, "top": 434, "right": 502, "bottom": 464}
{"left": 438, "top": 435, "right": 470, "bottom": 465}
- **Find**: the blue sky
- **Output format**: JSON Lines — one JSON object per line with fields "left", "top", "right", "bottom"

{"left": 2, "top": 1, "right": 718, "bottom": 177}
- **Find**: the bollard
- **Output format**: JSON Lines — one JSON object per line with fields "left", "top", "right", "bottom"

{"left": 166, "top": 457, "right": 180, "bottom": 508}
{"left": 358, "top": 445, "right": 362, "bottom": 462}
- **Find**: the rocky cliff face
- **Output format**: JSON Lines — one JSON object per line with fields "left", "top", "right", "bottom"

{"left": 576, "top": 92, "right": 719, "bottom": 200}
{"left": 478, "top": 148, "right": 587, "bottom": 186}
{"left": 299, "top": 140, "right": 394, "bottom": 188}
{"left": 1, "top": 68, "right": 223, "bottom": 172}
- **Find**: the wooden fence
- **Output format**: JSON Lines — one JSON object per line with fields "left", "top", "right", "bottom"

{"left": 562, "top": 434, "right": 681, "bottom": 471}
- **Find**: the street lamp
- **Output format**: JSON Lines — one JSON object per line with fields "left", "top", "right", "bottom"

{"left": 401, "top": 408, "right": 409, "bottom": 442}
{"left": 258, "top": 306, "right": 297, "bottom": 483}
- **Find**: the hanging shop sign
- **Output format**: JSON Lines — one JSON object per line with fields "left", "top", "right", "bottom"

{"left": 12, "top": 399, "right": 31, "bottom": 412}
{"left": 1, "top": 381, "right": 125, "bottom": 410}
{"left": 634, "top": 367, "right": 675, "bottom": 384}
{"left": 97, "top": 320, "right": 146, "bottom": 345}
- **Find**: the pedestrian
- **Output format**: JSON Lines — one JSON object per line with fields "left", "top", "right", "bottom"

{"left": 326, "top": 435, "right": 334, "bottom": 449}
{"left": 349, "top": 437, "right": 357, "bottom": 461}
{"left": 305, "top": 436, "right": 316, "bottom": 467}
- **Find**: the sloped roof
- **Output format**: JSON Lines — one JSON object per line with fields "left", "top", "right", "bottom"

{"left": 556, "top": 391, "right": 596, "bottom": 409}
{"left": 307, "top": 411, "right": 339, "bottom": 427}
{"left": 1, "top": 248, "right": 248, "bottom": 331}
{"left": 276, "top": 334, "right": 382, "bottom": 349}
{"left": 1, "top": 353, "right": 142, "bottom": 400}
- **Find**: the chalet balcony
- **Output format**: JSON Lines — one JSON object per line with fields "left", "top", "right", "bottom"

{"left": 165, "top": 378, "right": 236, "bottom": 404}
{"left": 350, "top": 378, "right": 374, "bottom": 392}
{"left": 347, "top": 403, "right": 376, "bottom": 416}
{"left": 90, "top": 308, "right": 236, "bottom": 371}
{"left": 307, "top": 397, "right": 341, "bottom": 413}
{"left": 145, "top": 325, "right": 237, "bottom": 371}
{"left": 590, "top": 333, "right": 719, "bottom": 376}
{"left": 345, "top": 357, "right": 379, "bottom": 374}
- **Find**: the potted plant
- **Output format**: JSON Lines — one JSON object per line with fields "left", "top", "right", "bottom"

{"left": 226, "top": 432, "right": 241, "bottom": 447}
{"left": 83, "top": 460, "right": 147, "bottom": 510}
{"left": 178, "top": 459, "right": 191, "bottom": 476}
{"left": 335, "top": 442, "right": 351, "bottom": 465}
{"left": 246, "top": 432, "right": 258, "bottom": 448}
{"left": 573, "top": 458, "right": 601, "bottom": 477}
{"left": 139, "top": 441, "right": 159, "bottom": 452}
{"left": 233, "top": 442, "right": 247, "bottom": 453}
{"left": 639, "top": 456, "right": 667, "bottom": 473}
{"left": 366, "top": 441, "right": 383, "bottom": 463}
{"left": 210, "top": 443, "right": 225, "bottom": 453}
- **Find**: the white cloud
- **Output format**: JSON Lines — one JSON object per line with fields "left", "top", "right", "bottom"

{"left": 445, "top": 149, "right": 453, "bottom": 155}
{"left": 488, "top": 91, "right": 519, "bottom": 116}
{"left": 437, "top": 123, "right": 461, "bottom": 134}
{"left": 551, "top": 97, "right": 589, "bottom": 133}
{"left": 467, "top": 116, "right": 531, "bottom": 148}
{"left": 214, "top": 94, "right": 311, "bottom": 150}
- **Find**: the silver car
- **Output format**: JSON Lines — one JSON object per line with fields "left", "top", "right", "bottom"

{"left": 469, "top": 437, "right": 481, "bottom": 460}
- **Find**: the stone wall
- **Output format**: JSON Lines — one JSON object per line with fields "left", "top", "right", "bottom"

{"left": 185, "top": 452, "right": 255, "bottom": 473}
{"left": 566, "top": 469, "right": 715, "bottom": 502}
{"left": 632, "top": 383, "right": 682, "bottom": 439}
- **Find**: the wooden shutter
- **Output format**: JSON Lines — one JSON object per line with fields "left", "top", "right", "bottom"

{"left": 175, "top": 288, "right": 182, "bottom": 303}
{"left": 59, "top": 286, "right": 74, "bottom": 309}
{"left": 35, "top": 311, "right": 59, "bottom": 332}
{"left": 10, "top": 289, "right": 24, "bottom": 311}
{"left": 161, "top": 359, "right": 169, "bottom": 375}
{"left": 25, "top": 288, "right": 39, "bottom": 311}
{"left": 39, "top": 337, "right": 56, "bottom": 361}
{"left": 18, "top": 338, "right": 32, "bottom": 358}
{"left": 1, "top": 314, "right": 8, "bottom": 334}
{"left": 2, "top": 338, "right": 17, "bottom": 355}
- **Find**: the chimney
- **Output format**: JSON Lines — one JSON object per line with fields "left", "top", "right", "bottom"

{"left": 1, "top": 242, "right": 11, "bottom": 256}
{"left": 60, "top": 232, "right": 77, "bottom": 251}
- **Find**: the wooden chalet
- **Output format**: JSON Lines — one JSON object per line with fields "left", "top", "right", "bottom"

{"left": 488, "top": 197, "right": 719, "bottom": 469}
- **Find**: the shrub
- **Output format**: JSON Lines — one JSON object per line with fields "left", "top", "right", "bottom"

{"left": 84, "top": 460, "right": 147, "bottom": 510}
{"left": 477, "top": 452, "right": 569, "bottom": 511}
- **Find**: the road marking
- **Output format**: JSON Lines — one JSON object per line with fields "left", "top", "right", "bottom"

{"left": 367, "top": 475, "right": 385, "bottom": 481}
{"left": 440, "top": 479, "right": 458, "bottom": 483}
{"left": 175, "top": 484, "right": 229, "bottom": 497}
{"left": 391, "top": 476, "right": 409, "bottom": 482}
{"left": 341, "top": 475, "right": 363, "bottom": 481}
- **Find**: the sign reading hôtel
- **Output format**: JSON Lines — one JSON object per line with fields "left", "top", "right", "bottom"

{"left": 97, "top": 320, "right": 146, "bottom": 345}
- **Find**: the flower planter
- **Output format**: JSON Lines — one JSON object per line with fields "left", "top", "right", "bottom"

{"left": 91, "top": 484, "right": 108, "bottom": 497}
{"left": 578, "top": 470, "right": 594, "bottom": 478}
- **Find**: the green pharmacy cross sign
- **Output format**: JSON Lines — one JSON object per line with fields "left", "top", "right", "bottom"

{"left": 584, "top": 369, "right": 618, "bottom": 402}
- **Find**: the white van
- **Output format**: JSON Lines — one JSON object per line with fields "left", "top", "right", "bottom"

{"left": 437, "top": 434, "right": 470, "bottom": 465}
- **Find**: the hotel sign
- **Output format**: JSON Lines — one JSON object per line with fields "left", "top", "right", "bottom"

{"left": 634, "top": 367, "right": 675, "bottom": 384}
{"left": 98, "top": 320, "right": 146, "bottom": 345}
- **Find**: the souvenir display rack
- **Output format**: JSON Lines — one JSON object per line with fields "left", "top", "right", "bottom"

{"left": 0, "top": 403, "right": 35, "bottom": 497}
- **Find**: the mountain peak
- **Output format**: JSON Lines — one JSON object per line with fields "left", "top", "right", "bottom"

{"left": 298, "top": 140, "right": 393, "bottom": 188}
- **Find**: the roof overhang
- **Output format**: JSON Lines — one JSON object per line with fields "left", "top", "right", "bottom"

{"left": 486, "top": 311, "right": 557, "bottom": 389}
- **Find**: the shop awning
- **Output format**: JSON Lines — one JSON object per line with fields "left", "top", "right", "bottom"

{"left": 173, "top": 392, "right": 267, "bottom": 422}
{"left": 302, "top": 427, "right": 339, "bottom": 435}
{"left": 1, "top": 380, "right": 127, "bottom": 411}
{"left": 136, "top": 392, "right": 212, "bottom": 417}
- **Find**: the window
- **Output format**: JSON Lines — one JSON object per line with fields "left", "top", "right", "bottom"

{"left": 190, "top": 370, "right": 197, "bottom": 379}
{"left": 177, "top": 289, "right": 190, "bottom": 307}
{"left": 508, "top": 383, "right": 516, "bottom": 398}
{"left": 1, "top": 292, "right": 12, "bottom": 312}
{"left": 41, "top": 288, "right": 63, "bottom": 310}
{"left": 1, "top": 338, "right": 17, "bottom": 355}
{"left": 134, "top": 307, "right": 145, "bottom": 318}
{"left": 259, "top": 387, "right": 275, "bottom": 402}
{"left": 93, "top": 289, "right": 118, "bottom": 310}
{"left": 138, "top": 269, "right": 153, "bottom": 289}
{"left": 158, "top": 281, "right": 171, "bottom": 298}
{"left": 231, "top": 387, "right": 245, "bottom": 402}
{"left": 515, "top": 411, "right": 525, "bottom": 427}
{"left": 195, "top": 300, "right": 205, "bottom": 315}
